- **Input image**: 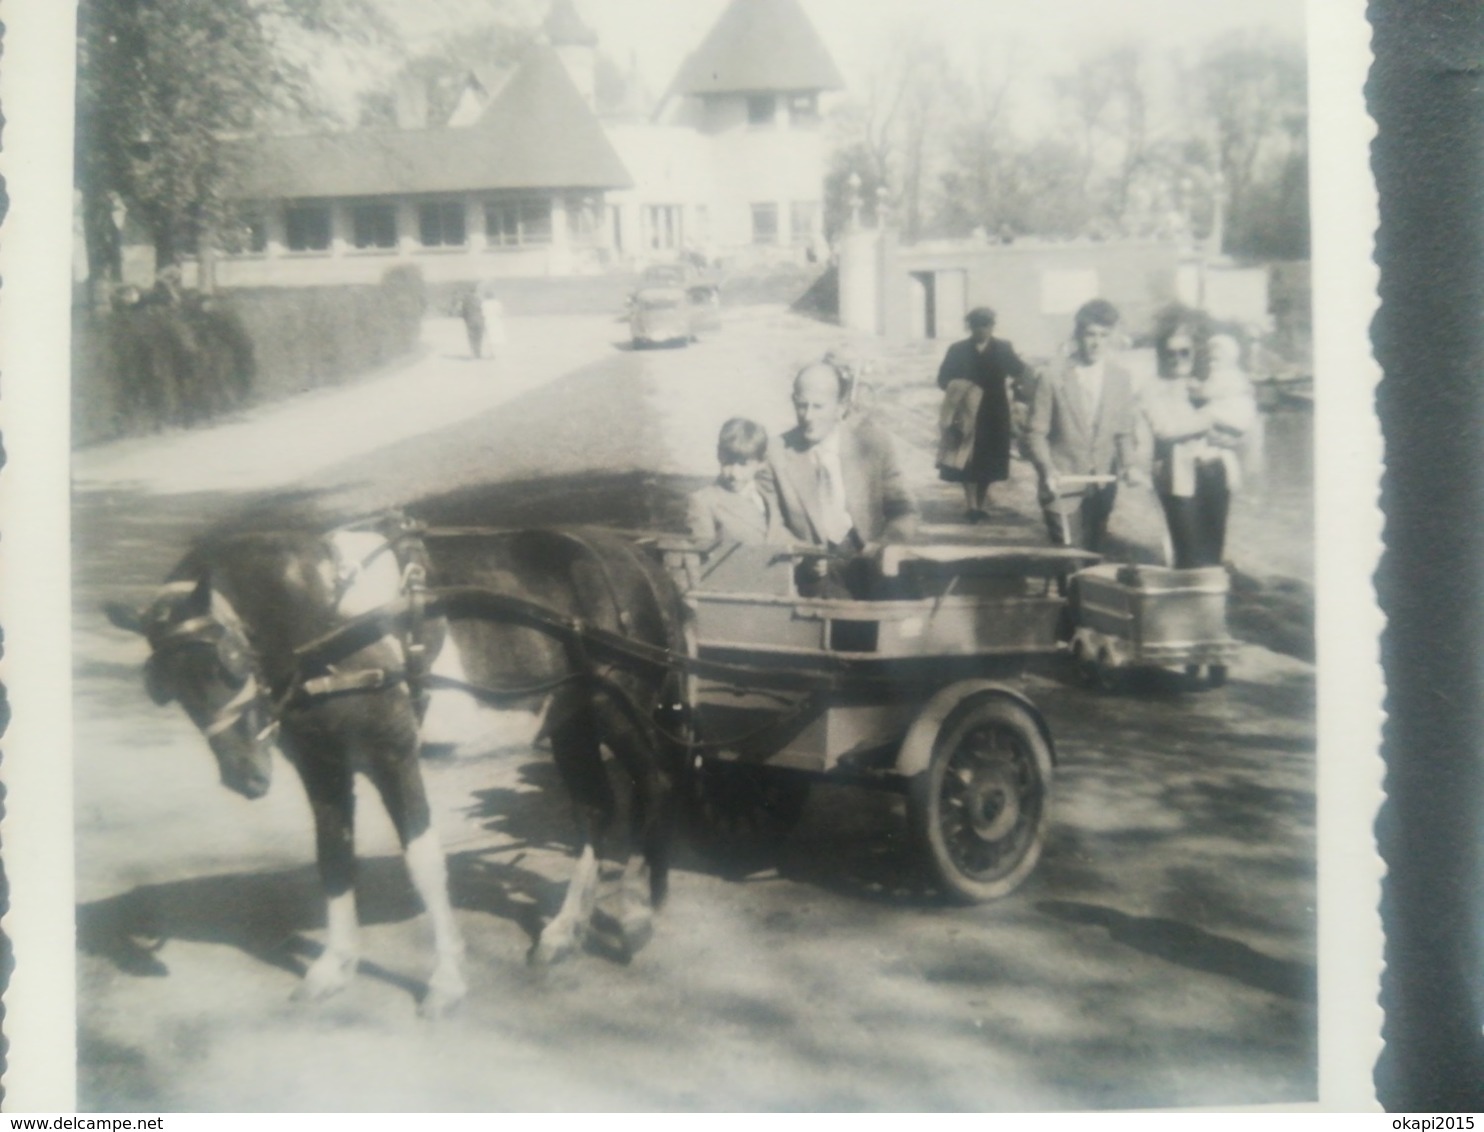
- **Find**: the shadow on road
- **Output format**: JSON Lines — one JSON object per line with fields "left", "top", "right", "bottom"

{"left": 1037, "top": 899, "right": 1316, "bottom": 1002}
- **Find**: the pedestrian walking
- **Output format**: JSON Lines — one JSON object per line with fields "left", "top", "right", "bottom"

{"left": 457, "top": 285, "right": 485, "bottom": 359}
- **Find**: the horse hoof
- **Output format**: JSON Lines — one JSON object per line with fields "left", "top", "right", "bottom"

{"left": 419, "top": 983, "right": 467, "bottom": 1019}
{"left": 587, "top": 908, "right": 653, "bottom": 965}
{"left": 622, "top": 916, "right": 654, "bottom": 957}
{"left": 528, "top": 930, "right": 579, "bottom": 968}
{"left": 294, "top": 953, "right": 357, "bottom": 1002}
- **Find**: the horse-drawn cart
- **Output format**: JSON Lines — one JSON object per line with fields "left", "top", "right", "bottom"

{"left": 655, "top": 539, "right": 1097, "bottom": 903}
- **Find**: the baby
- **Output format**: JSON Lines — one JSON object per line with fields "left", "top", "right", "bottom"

{"left": 1171, "top": 333, "right": 1257, "bottom": 493}
{"left": 686, "top": 417, "right": 781, "bottom": 545}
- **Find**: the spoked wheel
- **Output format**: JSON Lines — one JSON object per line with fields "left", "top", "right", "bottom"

{"left": 689, "top": 757, "right": 812, "bottom": 848}
{"left": 908, "top": 695, "right": 1053, "bottom": 903}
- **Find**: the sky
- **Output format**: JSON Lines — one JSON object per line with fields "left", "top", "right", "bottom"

{"left": 367, "top": 0, "right": 1307, "bottom": 102}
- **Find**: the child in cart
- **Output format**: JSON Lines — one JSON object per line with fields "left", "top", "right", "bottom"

{"left": 686, "top": 418, "right": 784, "bottom": 546}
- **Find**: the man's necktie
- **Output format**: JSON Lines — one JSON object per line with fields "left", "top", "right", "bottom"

{"left": 815, "top": 453, "right": 853, "bottom": 545}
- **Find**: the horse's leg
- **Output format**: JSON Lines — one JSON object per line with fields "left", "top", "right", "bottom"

{"left": 292, "top": 750, "right": 361, "bottom": 1001}
{"left": 529, "top": 706, "right": 609, "bottom": 967}
{"left": 364, "top": 731, "right": 467, "bottom": 1017}
{"left": 589, "top": 699, "right": 670, "bottom": 959}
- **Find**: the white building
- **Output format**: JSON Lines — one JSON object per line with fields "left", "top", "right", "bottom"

{"left": 599, "top": 0, "right": 844, "bottom": 265}
{"left": 205, "top": 0, "right": 844, "bottom": 287}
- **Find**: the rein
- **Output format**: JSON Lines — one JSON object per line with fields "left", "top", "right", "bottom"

{"left": 154, "top": 522, "right": 880, "bottom": 757}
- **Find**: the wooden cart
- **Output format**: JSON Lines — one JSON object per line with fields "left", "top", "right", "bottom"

{"left": 657, "top": 540, "right": 1097, "bottom": 903}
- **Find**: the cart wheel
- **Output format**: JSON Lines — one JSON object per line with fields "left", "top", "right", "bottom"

{"left": 690, "top": 758, "right": 811, "bottom": 846}
{"left": 1206, "top": 664, "right": 1229, "bottom": 689}
{"left": 908, "top": 695, "right": 1053, "bottom": 903}
{"left": 1095, "top": 648, "right": 1124, "bottom": 694}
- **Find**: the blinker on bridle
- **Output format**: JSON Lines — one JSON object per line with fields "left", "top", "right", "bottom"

{"left": 149, "top": 582, "right": 279, "bottom": 744}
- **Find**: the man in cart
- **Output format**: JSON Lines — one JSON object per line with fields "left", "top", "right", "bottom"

{"left": 1024, "top": 299, "right": 1145, "bottom": 552}
{"left": 765, "top": 359, "right": 919, "bottom": 598}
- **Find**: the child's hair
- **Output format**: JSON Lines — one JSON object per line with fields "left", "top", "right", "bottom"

{"left": 717, "top": 417, "right": 768, "bottom": 464}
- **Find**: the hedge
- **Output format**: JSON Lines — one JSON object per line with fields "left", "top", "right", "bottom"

{"left": 73, "top": 264, "right": 426, "bottom": 446}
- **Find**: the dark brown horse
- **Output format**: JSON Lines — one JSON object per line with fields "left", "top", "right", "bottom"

{"left": 106, "top": 518, "right": 689, "bottom": 1015}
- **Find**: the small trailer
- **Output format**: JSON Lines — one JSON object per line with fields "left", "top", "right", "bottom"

{"left": 1068, "top": 562, "right": 1239, "bottom": 691}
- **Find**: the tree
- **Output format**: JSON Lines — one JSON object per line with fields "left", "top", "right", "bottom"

{"left": 357, "top": 15, "right": 535, "bottom": 129}
{"left": 822, "top": 22, "right": 958, "bottom": 241}
{"left": 1197, "top": 31, "right": 1308, "bottom": 257}
{"left": 75, "top": 0, "right": 384, "bottom": 284}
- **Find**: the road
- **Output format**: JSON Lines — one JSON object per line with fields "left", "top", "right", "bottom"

{"left": 72, "top": 311, "right": 1316, "bottom": 1111}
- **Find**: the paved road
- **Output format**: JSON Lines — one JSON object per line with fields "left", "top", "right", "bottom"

{"left": 73, "top": 312, "right": 1316, "bottom": 1111}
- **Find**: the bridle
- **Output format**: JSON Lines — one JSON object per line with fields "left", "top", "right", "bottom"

{"left": 146, "top": 580, "right": 280, "bottom": 744}
{"left": 144, "top": 517, "right": 435, "bottom": 744}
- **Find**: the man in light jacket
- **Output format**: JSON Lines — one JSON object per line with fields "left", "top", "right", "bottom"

{"left": 1025, "top": 299, "right": 1144, "bottom": 552}
{"left": 766, "top": 360, "right": 918, "bottom": 596}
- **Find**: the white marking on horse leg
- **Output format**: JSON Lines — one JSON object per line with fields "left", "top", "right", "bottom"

{"left": 403, "top": 828, "right": 467, "bottom": 1017}
{"left": 296, "top": 889, "right": 359, "bottom": 1001}
{"left": 530, "top": 843, "right": 599, "bottom": 966}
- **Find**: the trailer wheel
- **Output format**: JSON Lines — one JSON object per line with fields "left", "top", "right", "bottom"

{"left": 1183, "top": 663, "right": 1229, "bottom": 690}
{"left": 1071, "top": 636, "right": 1098, "bottom": 687}
{"left": 908, "top": 694, "right": 1053, "bottom": 903}
{"left": 1095, "top": 647, "right": 1124, "bottom": 693}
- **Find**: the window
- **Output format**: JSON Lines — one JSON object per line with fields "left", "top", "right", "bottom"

{"left": 751, "top": 202, "right": 778, "bottom": 245}
{"left": 284, "top": 204, "right": 331, "bottom": 252}
{"left": 351, "top": 203, "right": 398, "bottom": 249}
{"left": 220, "top": 212, "right": 267, "bottom": 255}
{"left": 418, "top": 200, "right": 466, "bottom": 248}
{"left": 747, "top": 94, "right": 775, "bottom": 126}
{"left": 567, "top": 196, "right": 602, "bottom": 244}
{"left": 485, "top": 199, "right": 552, "bottom": 246}
{"left": 644, "top": 205, "right": 682, "bottom": 251}
{"left": 786, "top": 92, "right": 819, "bottom": 126}
{"left": 789, "top": 201, "right": 820, "bottom": 245}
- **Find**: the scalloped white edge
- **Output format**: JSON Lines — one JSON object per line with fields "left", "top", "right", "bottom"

{"left": 1306, "top": 0, "right": 1385, "bottom": 1111}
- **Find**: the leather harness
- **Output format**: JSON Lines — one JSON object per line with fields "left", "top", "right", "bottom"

{"left": 151, "top": 519, "right": 869, "bottom": 756}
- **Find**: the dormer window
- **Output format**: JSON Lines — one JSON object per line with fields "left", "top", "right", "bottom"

{"left": 747, "top": 94, "right": 776, "bottom": 127}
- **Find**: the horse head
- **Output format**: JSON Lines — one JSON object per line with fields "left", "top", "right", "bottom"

{"left": 105, "top": 573, "right": 277, "bottom": 800}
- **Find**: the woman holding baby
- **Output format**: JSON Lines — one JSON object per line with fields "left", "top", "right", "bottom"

{"left": 1142, "top": 308, "right": 1257, "bottom": 569}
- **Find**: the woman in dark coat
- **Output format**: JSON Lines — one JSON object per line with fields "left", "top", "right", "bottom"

{"left": 935, "top": 306, "right": 1028, "bottom": 521}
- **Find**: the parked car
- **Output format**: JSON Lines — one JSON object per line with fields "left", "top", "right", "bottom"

{"left": 628, "top": 264, "right": 722, "bottom": 347}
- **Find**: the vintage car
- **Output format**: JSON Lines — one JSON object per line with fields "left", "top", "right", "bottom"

{"left": 628, "top": 264, "right": 722, "bottom": 347}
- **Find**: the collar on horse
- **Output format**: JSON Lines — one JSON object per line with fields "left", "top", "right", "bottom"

{"left": 289, "top": 512, "right": 440, "bottom": 712}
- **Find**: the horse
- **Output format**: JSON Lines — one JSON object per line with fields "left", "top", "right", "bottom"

{"left": 105, "top": 516, "right": 690, "bottom": 1015}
